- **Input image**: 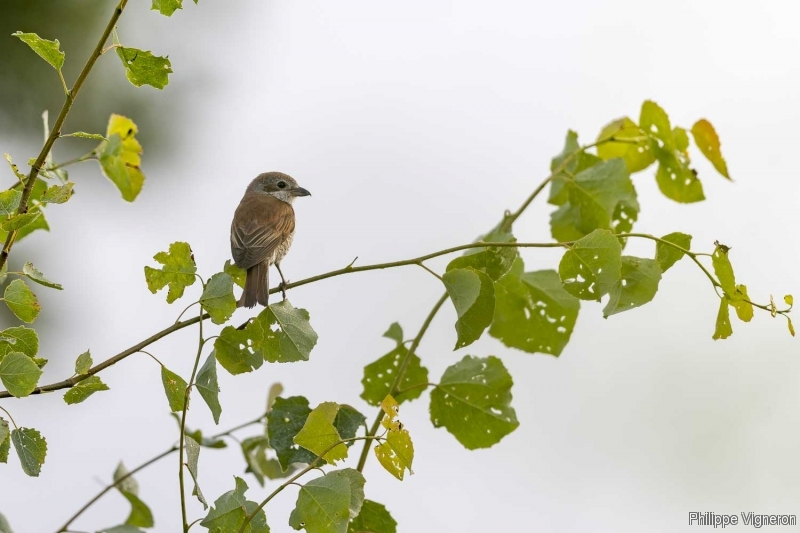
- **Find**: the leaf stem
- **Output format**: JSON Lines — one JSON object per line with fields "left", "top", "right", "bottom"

{"left": 179, "top": 307, "right": 205, "bottom": 532}
{"left": 0, "top": 0, "right": 129, "bottom": 274}
{"left": 0, "top": 405, "right": 17, "bottom": 428}
{"left": 46, "top": 152, "right": 96, "bottom": 172}
{"left": 416, "top": 262, "right": 443, "bottom": 282}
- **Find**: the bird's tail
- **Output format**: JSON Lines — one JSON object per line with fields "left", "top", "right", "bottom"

{"left": 239, "top": 262, "right": 269, "bottom": 308}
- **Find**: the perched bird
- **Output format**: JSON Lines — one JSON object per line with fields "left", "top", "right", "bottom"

{"left": 230, "top": 172, "right": 311, "bottom": 308}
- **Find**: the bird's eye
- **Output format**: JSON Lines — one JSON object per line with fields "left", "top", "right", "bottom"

{"left": 277, "top": 181, "right": 286, "bottom": 189}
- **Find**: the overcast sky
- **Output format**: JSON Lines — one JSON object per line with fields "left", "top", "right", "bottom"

{"left": 0, "top": 1, "right": 798, "bottom": 532}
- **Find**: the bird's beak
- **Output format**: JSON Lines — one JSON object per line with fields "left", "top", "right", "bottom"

{"left": 292, "top": 186, "right": 311, "bottom": 197}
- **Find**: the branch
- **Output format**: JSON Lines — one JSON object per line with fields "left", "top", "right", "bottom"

{"left": 54, "top": 411, "right": 267, "bottom": 533}
{"left": 0, "top": 0, "right": 130, "bottom": 273}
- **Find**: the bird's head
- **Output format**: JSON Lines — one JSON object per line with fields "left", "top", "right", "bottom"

{"left": 247, "top": 172, "right": 311, "bottom": 204}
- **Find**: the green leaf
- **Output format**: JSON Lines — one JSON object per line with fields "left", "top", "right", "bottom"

{"left": 691, "top": 119, "right": 730, "bottom": 179}
{"left": 1, "top": 212, "right": 41, "bottom": 232}
{"left": 361, "top": 345, "right": 428, "bottom": 406}
{"left": 333, "top": 406, "right": 366, "bottom": 447}
{"left": 63, "top": 376, "right": 109, "bottom": 405}
{"left": 713, "top": 298, "right": 733, "bottom": 340}
{"left": 382, "top": 322, "right": 403, "bottom": 344}
{"left": 348, "top": 500, "right": 398, "bottom": 533}
{"left": 21, "top": 262, "right": 62, "bottom": 290}
{"left": 200, "top": 273, "right": 237, "bottom": 324}
{"left": 0, "top": 511, "right": 12, "bottom": 533}
{"left": 11, "top": 427, "right": 47, "bottom": 477}
{"left": 374, "top": 426, "right": 414, "bottom": 481}
{"left": 74, "top": 350, "right": 92, "bottom": 374}
{"left": 11, "top": 32, "right": 65, "bottom": 70}
{"left": 251, "top": 300, "right": 318, "bottom": 363}
{"left": 558, "top": 229, "right": 622, "bottom": 301}
{"left": 603, "top": 256, "right": 662, "bottom": 317}
{"left": 268, "top": 396, "right": 317, "bottom": 470}
{"left": 442, "top": 267, "right": 495, "bottom": 349}
{"left": 224, "top": 259, "right": 246, "bottom": 289}
{"left": 214, "top": 327, "right": 262, "bottom": 376}
{"left": 0, "top": 326, "right": 39, "bottom": 360}
{"left": 293, "top": 402, "right": 348, "bottom": 464}
{"left": 712, "top": 242, "right": 736, "bottom": 295}
{"left": 729, "top": 285, "right": 753, "bottom": 323}
{"left": 330, "top": 469, "right": 366, "bottom": 521}
{"left": 0, "top": 417, "right": 10, "bottom": 464}
{"left": 446, "top": 229, "right": 518, "bottom": 281}
{"left": 121, "top": 492, "right": 154, "bottom": 528}
{"left": 161, "top": 366, "right": 188, "bottom": 412}
{"left": 289, "top": 472, "right": 351, "bottom": 533}
{"left": 41, "top": 183, "right": 74, "bottom": 204}
{"left": 116, "top": 46, "right": 173, "bottom": 89}
{"left": 4, "top": 280, "right": 40, "bottom": 323}
{"left": 61, "top": 131, "right": 106, "bottom": 140}
{"left": 185, "top": 435, "right": 208, "bottom": 510}
{"left": 143, "top": 241, "right": 197, "bottom": 303}
{"left": 654, "top": 151, "right": 705, "bottom": 203}
{"left": 548, "top": 130, "right": 602, "bottom": 205}
{"left": 549, "top": 158, "right": 639, "bottom": 241}
{"left": 96, "top": 114, "right": 145, "bottom": 202}
{"left": 0, "top": 352, "right": 42, "bottom": 397}
{"left": 596, "top": 117, "right": 655, "bottom": 173}
{"left": 152, "top": 0, "right": 184, "bottom": 16}
{"left": 490, "top": 258, "right": 580, "bottom": 357}
{"left": 201, "top": 477, "right": 268, "bottom": 533}
{"left": 196, "top": 351, "right": 222, "bottom": 424}
{"left": 113, "top": 462, "right": 140, "bottom": 495}
{"left": 430, "top": 355, "right": 519, "bottom": 450}
{"left": 673, "top": 126, "right": 689, "bottom": 152}
{"left": 655, "top": 232, "right": 692, "bottom": 272}
{"left": 0, "top": 190, "right": 22, "bottom": 216}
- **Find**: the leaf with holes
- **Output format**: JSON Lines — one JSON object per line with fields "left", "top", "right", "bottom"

{"left": 0, "top": 352, "right": 42, "bottom": 397}
{"left": 199, "top": 273, "right": 236, "bottom": 325}
{"left": 348, "top": 500, "right": 398, "bottom": 533}
{"left": 711, "top": 243, "right": 736, "bottom": 295}
{"left": 267, "top": 396, "right": 317, "bottom": 470}
{"left": 22, "top": 262, "right": 62, "bottom": 290}
{"left": 374, "top": 426, "right": 414, "bottom": 481}
{"left": 596, "top": 117, "right": 655, "bottom": 173}
{"left": 293, "top": 402, "right": 348, "bottom": 464}
{"left": 0, "top": 326, "right": 39, "bottom": 360}
{"left": 63, "top": 376, "right": 109, "bottom": 405}
{"left": 96, "top": 114, "right": 145, "bottom": 201}
{"left": 250, "top": 300, "right": 318, "bottom": 363}
{"left": 691, "top": 119, "right": 730, "bottom": 179}
{"left": 549, "top": 158, "right": 639, "bottom": 241}
{"left": 655, "top": 232, "right": 692, "bottom": 272}
{"left": 196, "top": 351, "right": 221, "bottom": 424}
{"left": 430, "top": 355, "right": 519, "bottom": 450}
{"left": 558, "top": 229, "right": 621, "bottom": 301}
{"left": 289, "top": 471, "right": 351, "bottom": 533}
{"left": 361, "top": 326, "right": 428, "bottom": 405}
{"left": 161, "top": 366, "right": 187, "bottom": 412}
{"left": 116, "top": 46, "right": 173, "bottom": 89}
{"left": 442, "top": 267, "right": 495, "bottom": 349}
{"left": 12, "top": 427, "right": 47, "bottom": 477}
{"left": 143, "top": 241, "right": 196, "bottom": 303}
{"left": 447, "top": 229, "right": 518, "bottom": 281}
{"left": 490, "top": 258, "right": 580, "bottom": 356}
{"left": 713, "top": 298, "right": 733, "bottom": 340}
{"left": 655, "top": 150, "right": 705, "bottom": 203}
{"left": 214, "top": 327, "right": 262, "bottom": 376}
{"left": 548, "top": 130, "right": 602, "bottom": 205}
{"left": 12, "top": 32, "right": 65, "bottom": 70}
{"left": 224, "top": 259, "right": 246, "bottom": 289}
{"left": 603, "top": 256, "right": 662, "bottom": 317}
{"left": 640, "top": 100, "right": 675, "bottom": 152}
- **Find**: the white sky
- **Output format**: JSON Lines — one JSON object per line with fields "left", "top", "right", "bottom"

{"left": 0, "top": 1, "right": 798, "bottom": 532}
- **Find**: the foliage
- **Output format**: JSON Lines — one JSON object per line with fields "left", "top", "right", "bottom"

{"left": 0, "top": 2, "right": 793, "bottom": 533}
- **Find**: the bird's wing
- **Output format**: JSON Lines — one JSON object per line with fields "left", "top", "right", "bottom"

{"left": 231, "top": 193, "right": 295, "bottom": 270}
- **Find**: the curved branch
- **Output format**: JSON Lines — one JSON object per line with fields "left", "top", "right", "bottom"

{"left": 0, "top": 0, "right": 130, "bottom": 272}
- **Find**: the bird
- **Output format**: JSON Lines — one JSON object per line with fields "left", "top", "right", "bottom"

{"left": 230, "top": 172, "right": 311, "bottom": 308}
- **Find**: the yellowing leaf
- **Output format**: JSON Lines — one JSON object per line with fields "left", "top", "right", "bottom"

{"left": 293, "top": 402, "right": 348, "bottom": 464}
{"left": 374, "top": 427, "right": 414, "bottom": 481}
{"left": 691, "top": 119, "right": 730, "bottom": 179}
{"left": 96, "top": 114, "right": 145, "bottom": 201}
{"left": 143, "top": 241, "right": 197, "bottom": 303}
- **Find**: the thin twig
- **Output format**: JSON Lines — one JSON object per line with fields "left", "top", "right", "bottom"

{"left": 179, "top": 308, "right": 205, "bottom": 532}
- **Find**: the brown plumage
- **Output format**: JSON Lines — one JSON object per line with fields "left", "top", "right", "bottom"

{"left": 230, "top": 172, "right": 310, "bottom": 308}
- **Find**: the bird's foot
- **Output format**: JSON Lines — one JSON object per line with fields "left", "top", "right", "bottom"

{"left": 278, "top": 281, "right": 288, "bottom": 301}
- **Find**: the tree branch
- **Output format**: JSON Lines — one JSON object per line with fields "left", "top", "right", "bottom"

{"left": 0, "top": 0, "right": 129, "bottom": 273}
